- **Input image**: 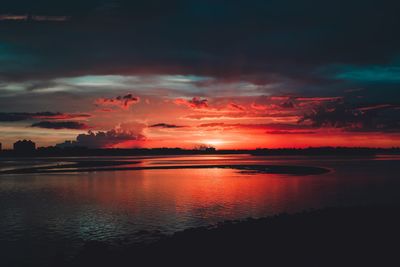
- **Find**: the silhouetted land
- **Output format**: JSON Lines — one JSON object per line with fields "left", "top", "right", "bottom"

{"left": 0, "top": 146, "right": 399, "bottom": 157}
{"left": 69, "top": 206, "right": 400, "bottom": 267}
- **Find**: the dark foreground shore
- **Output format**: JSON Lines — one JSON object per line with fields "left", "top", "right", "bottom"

{"left": 69, "top": 206, "right": 400, "bottom": 267}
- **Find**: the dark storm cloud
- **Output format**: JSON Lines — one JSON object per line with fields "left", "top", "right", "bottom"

{"left": 0, "top": 112, "right": 37, "bottom": 121}
{"left": 299, "top": 100, "right": 400, "bottom": 133}
{"left": 1, "top": 0, "right": 400, "bottom": 125}
{"left": 0, "top": 112, "right": 90, "bottom": 122}
{"left": 31, "top": 121, "right": 89, "bottom": 129}
{"left": 1, "top": 0, "right": 400, "bottom": 84}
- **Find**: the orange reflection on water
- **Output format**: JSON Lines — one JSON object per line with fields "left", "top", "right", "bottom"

{"left": 46, "top": 167, "right": 329, "bottom": 222}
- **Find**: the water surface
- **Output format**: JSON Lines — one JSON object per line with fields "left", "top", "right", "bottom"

{"left": 1, "top": 154, "right": 399, "bottom": 265}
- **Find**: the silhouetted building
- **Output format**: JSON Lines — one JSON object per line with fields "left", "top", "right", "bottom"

{"left": 13, "top": 140, "right": 36, "bottom": 153}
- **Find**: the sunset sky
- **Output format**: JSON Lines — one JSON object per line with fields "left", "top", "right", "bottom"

{"left": 1, "top": 0, "right": 400, "bottom": 149}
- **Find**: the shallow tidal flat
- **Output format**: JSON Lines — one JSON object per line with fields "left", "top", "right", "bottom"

{"left": 0, "top": 158, "right": 330, "bottom": 175}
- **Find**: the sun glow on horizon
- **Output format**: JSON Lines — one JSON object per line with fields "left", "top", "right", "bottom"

{"left": 202, "top": 139, "right": 229, "bottom": 148}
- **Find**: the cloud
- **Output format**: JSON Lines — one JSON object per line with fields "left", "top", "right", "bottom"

{"left": 198, "top": 123, "right": 226, "bottom": 128}
{"left": 0, "top": 1, "right": 399, "bottom": 149}
{"left": 150, "top": 123, "right": 185, "bottom": 128}
{"left": 173, "top": 96, "right": 305, "bottom": 120}
{"left": 332, "top": 65, "right": 400, "bottom": 83}
{"left": 247, "top": 96, "right": 343, "bottom": 115}
{"left": 198, "top": 122, "right": 315, "bottom": 132}
{"left": 299, "top": 101, "right": 400, "bottom": 132}
{"left": 0, "top": 112, "right": 90, "bottom": 122}
{"left": 174, "top": 97, "right": 209, "bottom": 109}
{"left": 1, "top": 0, "right": 399, "bottom": 91}
{"left": 356, "top": 104, "right": 394, "bottom": 112}
{"left": 56, "top": 121, "right": 146, "bottom": 148}
{"left": 0, "top": 14, "right": 69, "bottom": 21}
{"left": 57, "top": 129, "right": 145, "bottom": 148}
{"left": 195, "top": 122, "right": 320, "bottom": 135}
{"left": 185, "top": 111, "right": 299, "bottom": 121}
{"left": 172, "top": 94, "right": 348, "bottom": 122}
{"left": 32, "top": 112, "right": 91, "bottom": 120}
{"left": 228, "top": 102, "right": 246, "bottom": 111}
{"left": 279, "top": 101, "right": 295, "bottom": 109}
{"left": 295, "top": 97, "right": 343, "bottom": 102}
{"left": 265, "top": 130, "right": 316, "bottom": 135}
{"left": 0, "top": 14, "right": 28, "bottom": 21}
{"left": 95, "top": 94, "right": 139, "bottom": 110}
{"left": 31, "top": 121, "right": 89, "bottom": 130}
{"left": 30, "top": 15, "right": 69, "bottom": 22}
{"left": 250, "top": 102, "right": 270, "bottom": 111}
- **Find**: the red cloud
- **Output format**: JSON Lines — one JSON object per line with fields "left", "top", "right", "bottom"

{"left": 174, "top": 97, "right": 209, "bottom": 109}
{"left": 265, "top": 130, "right": 316, "bottom": 135}
{"left": 95, "top": 94, "right": 140, "bottom": 110}
{"left": 268, "top": 96, "right": 292, "bottom": 101}
{"left": 198, "top": 122, "right": 316, "bottom": 132}
{"left": 228, "top": 102, "right": 246, "bottom": 111}
{"left": 250, "top": 103, "right": 268, "bottom": 111}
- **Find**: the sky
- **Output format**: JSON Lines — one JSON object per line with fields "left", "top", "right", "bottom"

{"left": 1, "top": 0, "right": 400, "bottom": 149}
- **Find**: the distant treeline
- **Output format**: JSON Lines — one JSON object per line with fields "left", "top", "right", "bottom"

{"left": 0, "top": 146, "right": 400, "bottom": 157}
{"left": 0, "top": 146, "right": 218, "bottom": 157}
{"left": 252, "top": 147, "right": 400, "bottom": 156}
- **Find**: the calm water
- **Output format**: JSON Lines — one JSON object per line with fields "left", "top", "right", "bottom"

{"left": 1, "top": 154, "right": 400, "bottom": 265}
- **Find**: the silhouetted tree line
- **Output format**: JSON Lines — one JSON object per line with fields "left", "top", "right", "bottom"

{"left": 0, "top": 145, "right": 220, "bottom": 157}
{"left": 252, "top": 147, "right": 400, "bottom": 156}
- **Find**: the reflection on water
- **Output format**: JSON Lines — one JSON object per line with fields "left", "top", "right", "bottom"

{"left": 1, "top": 155, "right": 400, "bottom": 265}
